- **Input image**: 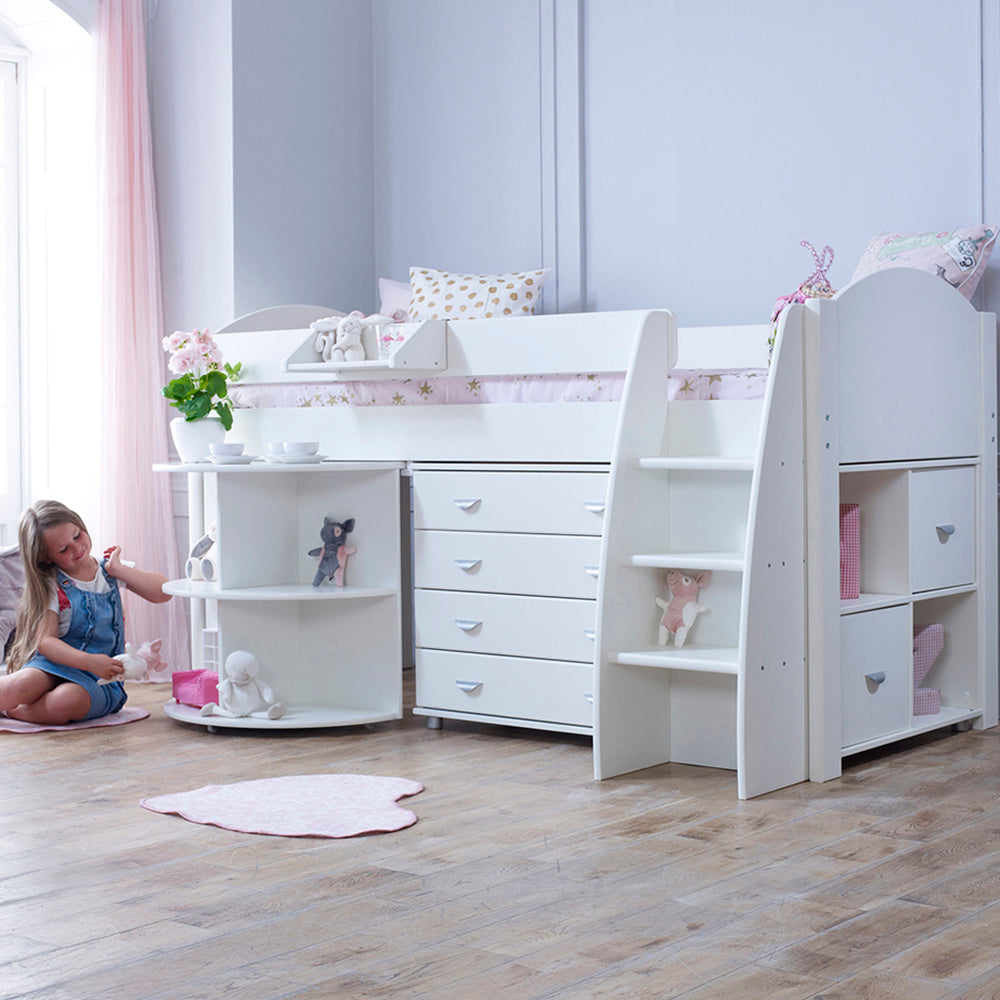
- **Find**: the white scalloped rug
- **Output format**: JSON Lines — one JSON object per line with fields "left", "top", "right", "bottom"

{"left": 140, "top": 774, "right": 424, "bottom": 838}
{"left": 0, "top": 706, "right": 149, "bottom": 733}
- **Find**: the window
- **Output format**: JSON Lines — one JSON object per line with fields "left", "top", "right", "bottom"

{"left": 0, "top": 57, "right": 20, "bottom": 544}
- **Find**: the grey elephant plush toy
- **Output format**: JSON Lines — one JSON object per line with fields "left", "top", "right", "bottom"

{"left": 308, "top": 517, "right": 356, "bottom": 587}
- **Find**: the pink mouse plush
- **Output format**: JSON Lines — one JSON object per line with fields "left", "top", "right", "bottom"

{"left": 655, "top": 569, "right": 712, "bottom": 648}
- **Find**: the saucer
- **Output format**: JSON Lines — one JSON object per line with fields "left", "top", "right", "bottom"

{"left": 208, "top": 454, "right": 257, "bottom": 465}
{"left": 279, "top": 454, "right": 327, "bottom": 465}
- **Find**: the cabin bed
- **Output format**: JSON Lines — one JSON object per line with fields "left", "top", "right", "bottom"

{"left": 169, "top": 267, "right": 996, "bottom": 800}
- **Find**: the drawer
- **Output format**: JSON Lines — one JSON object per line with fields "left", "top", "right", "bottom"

{"left": 414, "top": 589, "right": 596, "bottom": 662}
{"left": 412, "top": 470, "right": 607, "bottom": 535}
{"left": 414, "top": 530, "right": 601, "bottom": 598}
{"left": 841, "top": 605, "right": 911, "bottom": 748}
{"left": 416, "top": 649, "right": 594, "bottom": 728}
{"left": 909, "top": 467, "right": 975, "bottom": 592}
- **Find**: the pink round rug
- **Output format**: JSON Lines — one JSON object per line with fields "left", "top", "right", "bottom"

{"left": 140, "top": 773, "right": 424, "bottom": 838}
{"left": 0, "top": 706, "right": 149, "bottom": 733}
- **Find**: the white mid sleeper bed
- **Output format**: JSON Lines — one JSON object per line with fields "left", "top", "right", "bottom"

{"left": 168, "top": 267, "right": 996, "bottom": 799}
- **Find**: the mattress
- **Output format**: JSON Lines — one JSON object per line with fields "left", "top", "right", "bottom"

{"left": 230, "top": 368, "right": 768, "bottom": 409}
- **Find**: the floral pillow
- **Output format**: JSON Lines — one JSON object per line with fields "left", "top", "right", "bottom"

{"left": 850, "top": 225, "right": 997, "bottom": 299}
{"left": 408, "top": 267, "right": 550, "bottom": 321}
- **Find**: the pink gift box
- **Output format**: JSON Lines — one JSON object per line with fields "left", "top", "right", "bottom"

{"left": 172, "top": 669, "right": 219, "bottom": 708}
{"left": 840, "top": 503, "right": 860, "bottom": 600}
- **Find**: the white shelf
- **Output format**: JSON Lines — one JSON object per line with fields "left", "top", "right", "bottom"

{"left": 163, "top": 580, "right": 396, "bottom": 601}
{"left": 153, "top": 461, "right": 403, "bottom": 474}
{"left": 839, "top": 592, "right": 910, "bottom": 615}
{"left": 165, "top": 700, "right": 399, "bottom": 730}
{"left": 629, "top": 552, "right": 745, "bottom": 572}
{"left": 841, "top": 705, "right": 983, "bottom": 756}
{"left": 637, "top": 456, "right": 755, "bottom": 471}
{"left": 284, "top": 319, "right": 446, "bottom": 379}
{"left": 613, "top": 645, "right": 739, "bottom": 674}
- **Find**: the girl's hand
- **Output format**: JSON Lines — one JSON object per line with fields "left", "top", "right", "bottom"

{"left": 103, "top": 545, "right": 122, "bottom": 577}
{"left": 90, "top": 653, "right": 125, "bottom": 682}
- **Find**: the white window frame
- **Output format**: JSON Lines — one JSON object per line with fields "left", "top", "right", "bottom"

{"left": 0, "top": 55, "right": 23, "bottom": 545}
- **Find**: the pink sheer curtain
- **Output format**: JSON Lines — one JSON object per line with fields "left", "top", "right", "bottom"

{"left": 97, "top": 0, "right": 189, "bottom": 671}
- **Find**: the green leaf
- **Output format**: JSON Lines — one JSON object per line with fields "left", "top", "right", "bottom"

{"left": 205, "top": 369, "right": 227, "bottom": 397}
{"left": 214, "top": 402, "right": 234, "bottom": 431}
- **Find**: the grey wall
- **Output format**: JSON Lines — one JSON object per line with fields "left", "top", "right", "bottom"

{"left": 151, "top": 0, "right": 1000, "bottom": 330}
{"left": 233, "top": 0, "right": 374, "bottom": 315}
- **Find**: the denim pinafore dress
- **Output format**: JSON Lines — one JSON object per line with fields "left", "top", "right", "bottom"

{"left": 26, "top": 560, "right": 128, "bottom": 720}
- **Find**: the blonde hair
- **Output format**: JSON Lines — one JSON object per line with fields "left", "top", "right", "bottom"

{"left": 6, "top": 500, "right": 89, "bottom": 673}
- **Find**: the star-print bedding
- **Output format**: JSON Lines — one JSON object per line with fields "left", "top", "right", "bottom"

{"left": 230, "top": 368, "right": 767, "bottom": 410}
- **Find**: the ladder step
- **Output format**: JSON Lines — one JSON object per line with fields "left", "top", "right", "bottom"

{"left": 638, "top": 456, "right": 755, "bottom": 471}
{"left": 613, "top": 646, "right": 740, "bottom": 674}
{"left": 630, "top": 553, "right": 745, "bottom": 572}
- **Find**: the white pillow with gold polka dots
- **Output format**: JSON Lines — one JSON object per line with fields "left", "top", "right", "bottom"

{"left": 407, "top": 266, "right": 550, "bottom": 321}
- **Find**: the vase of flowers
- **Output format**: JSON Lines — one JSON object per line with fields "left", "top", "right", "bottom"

{"left": 162, "top": 329, "right": 243, "bottom": 462}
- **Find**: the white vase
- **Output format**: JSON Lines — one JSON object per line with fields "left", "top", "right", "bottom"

{"left": 169, "top": 416, "right": 227, "bottom": 463}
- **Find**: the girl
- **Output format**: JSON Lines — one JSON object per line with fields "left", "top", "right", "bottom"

{"left": 0, "top": 500, "right": 172, "bottom": 725}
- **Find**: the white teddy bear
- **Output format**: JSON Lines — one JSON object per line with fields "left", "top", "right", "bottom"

{"left": 199, "top": 650, "right": 286, "bottom": 720}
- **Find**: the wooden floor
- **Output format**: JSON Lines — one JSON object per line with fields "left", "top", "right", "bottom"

{"left": 3, "top": 674, "right": 1000, "bottom": 1000}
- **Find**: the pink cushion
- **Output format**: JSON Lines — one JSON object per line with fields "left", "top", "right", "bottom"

{"left": 913, "top": 623, "right": 944, "bottom": 717}
{"left": 851, "top": 226, "right": 997, "bottom": 300}
{"left": 172, "top": 669, "right": 219, "bottom": 708}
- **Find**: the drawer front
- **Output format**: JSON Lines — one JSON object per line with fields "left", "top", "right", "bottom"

{"left": 416, "top": 649, "right": 594, "bottom": 728}
{"left": 412, "top": 470, "right": 608, "bottom": 535}
{"left": 414, "top": 530, "right": 601, "bottom": 598}
{"left": 909, "top": 467, "right": 975, "bottom": 592}
{"left": 841, "top": 605, "right": 911, "bottom": 748}
{"left": 414, "top": 589, "right": 596, "bottom": 662}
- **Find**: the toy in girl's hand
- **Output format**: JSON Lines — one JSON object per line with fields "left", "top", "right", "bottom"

{"left": 199, "top": 649, "right": 286, "bottom": 720}
{"left": 100, "top": 638, "right": 168, "bottom": 684}
{"left": 308, "top": 517, "right": 356, "bottom": 587}
{"left": 185, "top": 523, "right": 217, "bottom": 582}
{"left": 655, "top": 569, "right": 712, "bottom": 648}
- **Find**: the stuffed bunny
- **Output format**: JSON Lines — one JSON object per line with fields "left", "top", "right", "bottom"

{"left": 655, "top": 569, "right": 712, "bottom": 648}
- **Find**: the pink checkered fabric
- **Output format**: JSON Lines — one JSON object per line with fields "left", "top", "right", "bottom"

{"left": 839, "top": 503, "right": 860, "bottom": 600}
{"left": 913, "top": 623, "right": 944, "bottom": 716}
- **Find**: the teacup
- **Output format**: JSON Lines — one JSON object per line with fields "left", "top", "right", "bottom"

{"left": 283, "top": 441, "right": 319, "bottom": 456}
{"left": 266, "top": 442, "right": 285, "bottom": 456}
{"left": 210, "top": 442, "right": 245, "bottom": 456}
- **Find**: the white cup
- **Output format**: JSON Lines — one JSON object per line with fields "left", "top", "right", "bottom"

{"left": 283, "top": 441, "right": 319, "bottom": 456}
{"left": 266, "top": 442, "right": 285, "bottom": 456}
{"left": 210, "top": 442, "right": 245, "bottom": 456}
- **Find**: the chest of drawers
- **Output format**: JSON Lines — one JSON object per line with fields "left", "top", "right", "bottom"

{"left": 411, "top": 463, "right": 608, "bottom": 733}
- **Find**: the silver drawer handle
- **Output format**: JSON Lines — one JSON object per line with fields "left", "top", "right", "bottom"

{"left": 453, "top": 498, "right": 481, "bottom": 511}
{"left": 936, "top": 523, "right": 956, "bottom": 540}
{"left": 455, "top": 619, "right": 482, "bottom": 632}
{"left": 584, "top": 693, "right": 594, "bottom": 705}
{"left": 584, "top": 565, "right": 599, "bottom": 579}
{"left": 583, "top": 501, "right": 606, "bottom": 515}
{"left": 454, "top": 559, "right": 482, "bottom": 571}
{"left": 584, "top": 629, "right": 596, "bottom": 641}
{"left": 455, "top": 679, "right": 483, "bottom": 693}
{"left": 865, "top": 671, "right": 886, "bottom": 693}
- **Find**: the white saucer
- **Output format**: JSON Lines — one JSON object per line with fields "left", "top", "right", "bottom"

{"left": 279, "top": 454, "right": 327, "bottom": 464}
{"left": 208, "top": 454, "right": 257, "bottom": 465}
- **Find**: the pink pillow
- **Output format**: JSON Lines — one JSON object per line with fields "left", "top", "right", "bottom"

{"left": 378, "top": 278, "right": 411, "bottom": 322}
{"left": 851, "top": 226, "right": 997, "bottom": 299}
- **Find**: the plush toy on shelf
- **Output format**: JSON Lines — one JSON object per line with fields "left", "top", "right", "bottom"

{"left": 185, "top": 523, "right": 217, "bottom": 582}
{"left": 311, "top": 311, "right": 395, "bottom": 363}
{"left": 655, "top": 569, "right": 712, "bottom": 648}
{"left": 308, "top": 517, "right": 356, "bottom": 587}
{"left": 199, "top": 650, "right": 286, "bottom": 720}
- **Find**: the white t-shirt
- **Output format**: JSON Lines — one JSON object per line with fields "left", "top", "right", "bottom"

{"left": 48, "top": 567, "right": 128, "bottom": 637}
